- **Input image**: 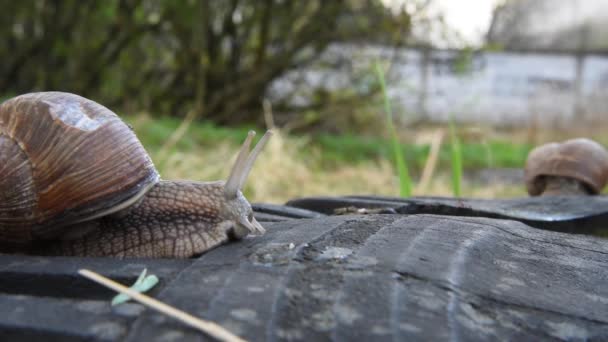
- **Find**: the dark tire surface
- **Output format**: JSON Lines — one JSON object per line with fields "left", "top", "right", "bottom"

{"left": 123, "top": 214, "right": 608, "bottom": 341}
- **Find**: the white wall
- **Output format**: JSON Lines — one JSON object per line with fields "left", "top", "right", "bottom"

{"left": 270, "top": 45, "right": 608, "bottom": 128}
{"left": 378, "top": 46, "right": 608, "bottom": 127}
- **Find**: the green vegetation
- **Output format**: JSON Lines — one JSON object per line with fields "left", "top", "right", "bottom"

{"left": 126, "top": 114, "right": 533, "bottom": 177}
{"left": 0, "top": 0, "right": 410, "bottom": 126}
{"left": 375, "top": 62, "right": 413, "bottom": 197}
{"left": 123, "top": 115, "right": 254, "bottom": 152}
{"left": 121, "top": 114, "right": 536, "bottom": 203}
{"left": 448, "top": 117, "right": 463, "bottom": 197}
{"left": 306, "top": 134, "right": 532, "bottom": 172}
{"left": 0, "top": 1, "right": 551, "bottom": 203}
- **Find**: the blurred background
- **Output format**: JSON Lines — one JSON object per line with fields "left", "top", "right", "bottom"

{"left": 2, "top": 0, "right": 608, "bottom": 202}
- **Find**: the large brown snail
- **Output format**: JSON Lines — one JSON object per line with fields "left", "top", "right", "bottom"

{"left": 0, "top": 92, "right": 271, "bottom": 258}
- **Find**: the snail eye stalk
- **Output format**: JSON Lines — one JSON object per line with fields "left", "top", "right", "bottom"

{"left": 224, "top": 130, "right": 273, "bottom": 200}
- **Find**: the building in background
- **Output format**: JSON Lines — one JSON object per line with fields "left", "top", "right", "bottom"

{"left": 272, "top": 0, "right": 608, "bottom": 129}
{"left": 487, "top": 0, "right": 608, "bottom": 53}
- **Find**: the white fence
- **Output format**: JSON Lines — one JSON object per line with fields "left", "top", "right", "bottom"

{"left": 271, "top": 44, "right": 608, "bottom": 128}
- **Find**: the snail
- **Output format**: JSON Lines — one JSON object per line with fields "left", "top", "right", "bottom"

{"left": 0, "top": 92, "right": 271, "bottom": 258}
{"left": 524, "top": 138, "right": 608, "bottom": 196}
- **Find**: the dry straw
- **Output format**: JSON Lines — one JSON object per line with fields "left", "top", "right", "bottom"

{"left": 79, "top": 269, "right": 247, "bottom": 342}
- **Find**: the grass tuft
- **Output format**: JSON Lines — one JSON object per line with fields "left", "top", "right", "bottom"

{"left": 123, "top": 113, "right": 538, "bottom": 203}
{"left": 374, "top": 62, "right": 413, "bottom": 197}
{"left": 448, "top": 116, "right": 463, "bottom": 197}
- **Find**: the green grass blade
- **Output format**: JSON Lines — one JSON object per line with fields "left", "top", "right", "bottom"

{"left": 448, "top": 117, "right": 463, "bottom": 197}
{"left": 374, "top": 62, "right": 412, "bottom": 197}
{"left": 112, "top": 269, "right": 159, "bottom": 306}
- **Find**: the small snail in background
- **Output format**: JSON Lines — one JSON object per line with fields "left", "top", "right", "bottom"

{"left": 0, "top": 92, "right": 271, "bottom": 258}
{"left": 524, "top": 138, "right": 608, "bottom": 196}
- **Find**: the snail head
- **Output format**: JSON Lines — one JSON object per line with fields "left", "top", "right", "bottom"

{"left": 220, "top": 130, "right": 272, "bottom": 239}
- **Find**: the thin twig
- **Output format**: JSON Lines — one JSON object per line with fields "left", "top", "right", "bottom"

{"left": 417, "top": 129, "right": 444, "bottom": 194}
{"left": 262, "top": 98, "right": 275, "bottom": 130}
{"left": 78, "top": 269, "right": 247, "bottom": 342}
{"left": 156, "top": 108, "right": 199, "bottom": 170}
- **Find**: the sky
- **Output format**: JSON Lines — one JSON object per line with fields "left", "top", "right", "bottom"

{"left": 384, "top": 0, "right": 608, "bottom": 47}
{"left": 426, "top": 0, "right": 503, "bottom": 45}
{"left": 383, "top": 0, "right": 504, "bottom": 46}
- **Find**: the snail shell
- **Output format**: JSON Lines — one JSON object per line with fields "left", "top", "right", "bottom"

{"left": 0, "top": 92, "right": 159, "bottom": 243}
{"left": 524, "top": 138, "right": 608, "bottom": 196}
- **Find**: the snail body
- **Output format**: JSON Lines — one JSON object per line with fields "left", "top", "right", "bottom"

{"left": 0, "top": 92, "right": 270, "bottom": 258}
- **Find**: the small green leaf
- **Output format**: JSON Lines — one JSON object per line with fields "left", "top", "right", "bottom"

{"left": 111, "top": 269, "right": 159, "bottom": 306}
